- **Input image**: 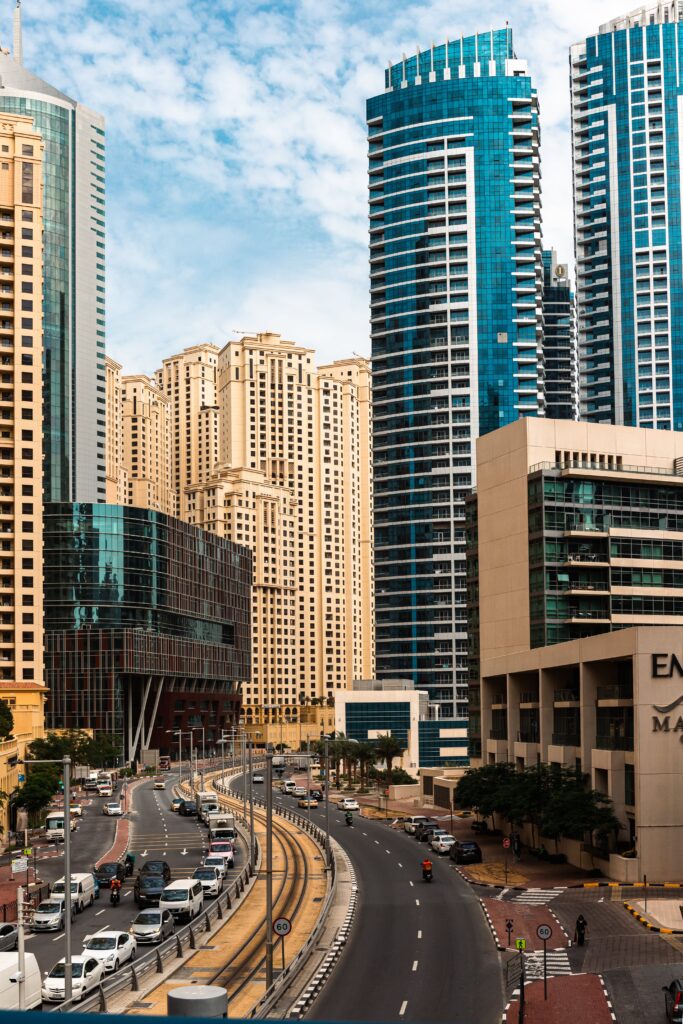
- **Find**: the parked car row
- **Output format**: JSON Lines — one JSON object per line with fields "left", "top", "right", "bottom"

{"left": 402, "top": 815, "right": 483, "bottom": 863}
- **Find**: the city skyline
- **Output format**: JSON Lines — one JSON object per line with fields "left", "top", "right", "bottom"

{"left": 15, "top": 0, "right": 621, "bottom": 373}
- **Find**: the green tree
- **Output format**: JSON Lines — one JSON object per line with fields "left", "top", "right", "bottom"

{"left": 0, "top": 699, "right": 13, "bottom": 740}
{"left": 374, "top": 733, "right": 406, "bottom": 782}
{"left": 16, "top": 765, "right": 61, "bottom": 814}
{"left": 82, "top": 733, "right": 122, "bottom": 769}
{"left": 356, "top": 741, "right": 376, "bottom": 792}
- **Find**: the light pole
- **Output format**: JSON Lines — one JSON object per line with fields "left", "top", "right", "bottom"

{"left": 265, "top": 750, "right": 274, "bottom": 988}
{"left": 166, "top": 729, "right": 191, "bottom": 788}
{"left": 321, "top": 735, "right": 331, "bottom": 868}
{"left": 191, "top": 726, "right": 205, "bottom": 789}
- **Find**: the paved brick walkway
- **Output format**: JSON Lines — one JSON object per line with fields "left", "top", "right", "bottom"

{"left": 483, "top": 895, "right": 568, "bottom": 951}
{"left": 504, "top": 975, "right": 614, "bottom": 1023}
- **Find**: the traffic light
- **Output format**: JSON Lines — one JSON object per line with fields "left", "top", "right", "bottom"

{"left": 58, "top": 780, "right": 64, "bottom": 791}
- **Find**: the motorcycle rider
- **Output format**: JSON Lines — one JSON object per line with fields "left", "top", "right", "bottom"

{"left": 110, "top": 876, "right": 122, "bottom": 904}
{"left": 421, "top": 857, "right": 433, "bottom": 881}
{"left": 345, "top": 811, "right": 353, "bottom": 826}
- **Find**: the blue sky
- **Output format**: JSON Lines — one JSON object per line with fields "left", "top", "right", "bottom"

{"left": 15, "top": 0, "right": 620, "bottom": 373}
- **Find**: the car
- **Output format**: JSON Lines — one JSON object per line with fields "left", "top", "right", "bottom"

{"left": 292, "top": 786, "right": 307, "bottom": 798}
{"left": 69, "top": 803, "right": 83, "bottom": 817}
{"left": 94, "top": 861, "right": 127, "bottom": 887}
{"left": 419, "top": 827, "right": 448, "bottom": 844}
{"left": 404, "top": 815, "right": 430, "bottom": 835}
{"left": 97, "top": 784, "right": 113, "bottom": 798}
{"left": 179, "top": 800, "right": 197, "bottom": 817}
{"left": 129, "top": 908, "right": 175, "bottom": 945}
{"left": 103, "top": 801, "right": 123, "bottom": 816}
{"left": 0, "top": 924, "right": 17, "bottom": 951}
{"left": 252, "top": 773, "right": 264, "bottom": 784}
{"left": 209, "top": 840, "right": 234, "bottom": 865}
{"left": 431, "top": 834, "right": 456, "bottom": 855}
{"left": 449, "top": 840, "right": 483, "bottom": 865}
{"left": 193, "top": 866, "right": 223, "bottom": 897}
{"left": 339, "top": 798, "right": 359, "bottom": 811}
{"left": 41, "top": 955, "right": 105, "bottom": 1003}
{"left": 203, "top": 854, "right": 230, "bottom": 878}
{"left": 170, "top": 797, "right": 183, "bottom": 812}
{"left": 134, "top": 874, "right": 166, "bottom": 907}
{"left": 32, "top": 899, "right": 75, "bottom": 932}
{"left": 153, "top": 780, "right": 165, "bottom": 791}
{"left": 309, "top": 789, "right": 323, "bottom": 801}
{"left": 82, "top": 930, "right": 137, "bottom": 972}
{"left": 663, "top": 979, "right": 683, "bottom": 1023}
{"left": 298, "top": 797, "right": 318, "bottom": 808}
{"left": 139, "top": 860, "right": 172, "bottom": 883}
{"left": 414, "top": 820, "right": 438, "bottom": 840}
{"left": 91, "top": 873, "right": 100, "bottom": 900}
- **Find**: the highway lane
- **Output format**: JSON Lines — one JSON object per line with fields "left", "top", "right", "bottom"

{"left": 232, "top": 775, "right": 504, "bottom": 1023}
{"left": 29, "top": 776, "right": 242, "bottom": 980}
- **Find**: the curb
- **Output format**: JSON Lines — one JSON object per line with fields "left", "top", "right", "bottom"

{"left": 95, "top": 778, "right": 145, "bottom": 867}
{"left": 599, "top": 974, "right": 618, "bottom": 1023}
{"left": 571, "top": 880, "right": 683, "bottom": 888}
{"left": 623, "top": 900, "right": 683, "bottom": 934}
{"left": 478, "top": 897, "right": 503, "bottom": 949}
{"left": 452, "top": 864, "right": 527, "bottom": 892}
{"left": 287, "top": 863, "right": 359, "bottom": 1020}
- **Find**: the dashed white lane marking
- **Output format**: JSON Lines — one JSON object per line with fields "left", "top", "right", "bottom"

{"left": 417, "top": 930, "right": 422, "bottom": 939}
{"left": 385, "top": 849, "right": 391, "bottom": 854}
{"left": 52, "top": 933, "right": 65, "bottom": 942}
{"left": 409, "top": 881, "right": 414, "bottom": 887}
{"left": 398, "top": 862, "right": 403, "bottom": 868}
{"left": 415, "top": 899, "right": 420, "bottom": 906}
{"left": 412, "top": 961, "right": 418, "bottom": 971}
{"left": 96, "top": 909, "right": 107, "bottom": 916}
{"left": 374, "top": 840, "right": 380, "bottom": 845}
{"left": 399, "top": 1001, "right": 408, "bottom": 1016}
{"left": 362, "top": 832, "right": 367, "bottom": 836}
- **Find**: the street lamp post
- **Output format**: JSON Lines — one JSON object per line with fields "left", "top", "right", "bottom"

{"left": 265, "top": 751, "right": 274, "bottom": 988}
{"left": 322, "top": 735, "right": 331, "bottom": 868}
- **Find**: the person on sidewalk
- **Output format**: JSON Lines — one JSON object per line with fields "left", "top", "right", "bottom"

{"left": 574, "top": 914, "right": 588, "bottom": 946}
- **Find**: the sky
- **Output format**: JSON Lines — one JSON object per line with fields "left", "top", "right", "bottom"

{"left": 14, "top": 0, "right": 623, "bottom": 373}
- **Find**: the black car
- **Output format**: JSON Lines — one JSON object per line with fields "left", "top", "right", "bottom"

{"left": 179, "top": 800, "right": 197, "bottom": 816}
{"left": 134, "top": 873, "right": 166, "bottom": 907}
{"left": 418, "top": 827, "right": 446, "bottom": 844}
{"left": 663, "top": 980, "right": 683, "bottom": 1023}
{"left": 94, "top": 861, "right": 127, "bottom": 887}
{"left": 139, "top": 860, "right": 172, "bottom": 884}
{"left": 309, "top": 790, "right": 323, "bottom": 801}
{"left": 449, "top": 841, "right": 483, "bottom": 865}
{"left": 414, "top": 820, "right": 438, "bottom": 840}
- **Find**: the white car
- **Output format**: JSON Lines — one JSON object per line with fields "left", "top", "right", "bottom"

{"left": 252, "top": 773, "right": 264, "bottom": 784}
{"left": 339, "top": 798, "right": 359, "bottom": 811}
{"left": 203, "top": 854, "right": 229, "bottom": 879}
{"left": 153, "top": 781, "right": 165, "bottom": 791}
{"left": 193, "top": 865, "right": 223, "bottom": 897}
{"left": 82, "top": 930, "right": 137, "bottom": 972}
{"left": 103, "top": 801, "right": 123, "bottom": 816}
{"left": 431, "top": 834, "right": 456, "bottom": 855}
{"left": 42, "top": 955, "right": 105, "bottom": 1003}
{"left": 69, "top": 803, "right": 83, "bottom": 817}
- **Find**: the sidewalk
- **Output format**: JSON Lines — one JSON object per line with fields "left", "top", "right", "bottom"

{"left": 482, "top": 895, "right": 569, "bottom": 952}
{"left": 503, "top": 975, "right": 615, "bottom": 1023}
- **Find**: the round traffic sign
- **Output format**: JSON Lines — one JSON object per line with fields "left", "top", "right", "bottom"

{"left": 502, "top": 837, "right": 511, "bottom": 849}
{"left": 273, "top": 916, "right": 292, "bottom": 937}
{"left": 536, "top": 924, "right": 552, "bottom": 941}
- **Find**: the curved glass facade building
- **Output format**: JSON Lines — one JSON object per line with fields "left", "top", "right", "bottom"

{"left": 368, "top": 31, "right": 544, "bottom": 717}
{"left": 571, "top": 3, "right": 683, "bottom": 429}
{"left": 43, "top": 504, "right": 252, "bottom": 761}
{"left": 0, "top": 33, "right": 106, "bottom": 502}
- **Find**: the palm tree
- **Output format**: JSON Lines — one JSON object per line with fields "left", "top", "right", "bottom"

{"left": 374, "top": 733, "right": 406, "bottom": 784}
{"left": 356, "top": 740, "right": 377, "bottom": 792}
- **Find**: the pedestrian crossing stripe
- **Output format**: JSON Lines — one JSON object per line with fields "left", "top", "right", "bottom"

{"left": 523, "top": 950, "right": 571, "bottom": 979}
{"left": 511, "top": 888, "right": 566, "bottom": 906}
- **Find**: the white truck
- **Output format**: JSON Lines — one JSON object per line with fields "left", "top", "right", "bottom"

{"left": 207, "top": 812, "right": 236, "bottom": 841}
{"left": 45, "top": 811, "right": 76, "bottom": 843}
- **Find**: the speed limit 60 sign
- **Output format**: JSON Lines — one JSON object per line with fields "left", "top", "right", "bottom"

{"left": 273, "top": 916, "right": 292, "bottom": 937}
{"left": 536, "top": 924, "right": 552, "bottom": 941}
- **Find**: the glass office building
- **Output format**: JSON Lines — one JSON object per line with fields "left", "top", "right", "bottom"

{"left": 43, "top": 504, "right": 252, "bottom": 762}
{"left": 571, "top": 2, "right": 683, "bottom": 429}
{"left": 0, "top": 25, "right": 106, "bottom": 502}
{"left": 368, "top": 30, "right": 544, "bottom": 718}
{"left": 542, "top": 250, "right": 579, "bottom": 421}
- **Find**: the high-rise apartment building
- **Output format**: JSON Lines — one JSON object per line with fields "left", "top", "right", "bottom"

{"left": 571, "top": 2, "right": 683, "bottom": 429}
{"left": 105, "top": 355, "right": 175, "bottom": 515}
{"left": 0, "top": 112, "right": 44, "bottom": 688}
{"left": 368, "top": 31, "right": 544, "bottom": 717}
{"left": 0, "top": 5, "right": 105, "bottom": 502}
{"left": 542, "top": 250, "right": 579, "bottom": 421}
{"left": 155, "top": 343, "right": 219, "bottom": 516}
{"left": 185, "top": 333, "right": 375, "bottom": 735}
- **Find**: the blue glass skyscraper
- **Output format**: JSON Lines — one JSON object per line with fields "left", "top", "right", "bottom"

{"left": 571, "top": 2, "right": 683, "bottom": 429}
{"left": 542, "top": 249, "right": 579, "bottom": 420}
{"left": 368, "top": 31, "right": 544, "bottom": 717}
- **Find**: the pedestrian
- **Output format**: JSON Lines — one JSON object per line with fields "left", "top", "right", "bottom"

{"left": 574, "top": 914, "right": 588, "bottom": 946}
{"left": 512, "top": 832, "right": 521, "bottom": 863}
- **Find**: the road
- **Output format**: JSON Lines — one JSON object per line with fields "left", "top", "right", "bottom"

{"left": 28, "top": 776, "right": 242, "bottom": 984}
{"left": 233, "top": 775, "right": 504, "bottom": 1023}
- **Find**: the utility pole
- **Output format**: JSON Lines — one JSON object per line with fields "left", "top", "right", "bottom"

{"left": 265, "top": 751, "right": 274, "bottom": 988}
{"left": 63, "top": 755, "right": 72, "bottom": 1001}
{"left": 248, "top": 738, "right": 255, "bottom": 871}
{"left": 242, "top": 732, "right": 247, "bottom": 820}
{"left": 324, "top": 736, "right": 331, "bottom": 868}
{"left": 16, "top": 886, "right": 25, "bottom": 1009}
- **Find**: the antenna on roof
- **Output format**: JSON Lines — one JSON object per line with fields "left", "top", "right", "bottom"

{"left": 13, "top": 0, "right": 22, "bottom": 66}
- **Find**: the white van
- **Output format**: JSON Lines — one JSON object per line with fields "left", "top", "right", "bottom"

{"left": 159, "top": 879, "right": 204, "bottom": 922}
{"left": 282, "top": 780, "right": 296, "bottom": 794}
{"left": 0, "top": 950, "right": 42, "bottom": 1010}
{"left": 50, "top": 873, "right": 96, "bottom": 913}
{"left": 45, "top": 811, "right": 76, "bottom": 843}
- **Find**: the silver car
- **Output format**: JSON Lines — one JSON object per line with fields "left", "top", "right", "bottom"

{"left": 129, "top": 908, "right": 175, "bottom": 945}
{"left": 0, "top": 922, "right": 17, "bottom": 949}
{"left": 32, "top": 899, "right": 75, "bottom": 932}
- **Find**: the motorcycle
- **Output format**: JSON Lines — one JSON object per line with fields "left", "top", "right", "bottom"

{"left": 110, "top": 886, "right": 120, "bottom": 906}
{"left": 422, "top": 867, "right": 433, "bottom": 883}
{"left": 345, "top": 812, "right": 353, "bottom": 826}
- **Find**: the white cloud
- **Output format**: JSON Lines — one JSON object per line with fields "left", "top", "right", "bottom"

{"left": 10, "top": 0, "right": 628, "bottom": 371}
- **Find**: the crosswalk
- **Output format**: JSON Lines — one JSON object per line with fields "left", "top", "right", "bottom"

{"left": 127, "top": 832, "right": 207, "bottom": 856}
{"left": 523, "top": 949, "right": 572, "bottom": 979}
{"left": 510, "top": 887, "right": 565, "bottom": 906}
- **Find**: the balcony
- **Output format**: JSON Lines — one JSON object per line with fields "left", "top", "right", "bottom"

{"left": 519, "top": 691, "right": 539, "bottom": 705}
{"left": 596, "top": 684, "right": 633, "bottom": 704}
{"left": 553, "top": 689, "right": 579, "bottom": 704}
{"left": 489, "top": 727, "right": 508, "bottom": 741}
{"left": 491, "top": 694, "right": 507, "bottom": 709}
{"left": 517, "top": 730, "right": 539, "bottom": 744}
{"left": 595, "top": 734, "right": 633, "bottom": 751}
{"left": 552, "top": 732, "right": 580, "bottom": 746}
